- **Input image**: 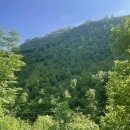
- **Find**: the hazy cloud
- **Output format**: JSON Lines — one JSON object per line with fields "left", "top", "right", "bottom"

{"left": 110, "top": 10, "right": 130, "bottom": 16}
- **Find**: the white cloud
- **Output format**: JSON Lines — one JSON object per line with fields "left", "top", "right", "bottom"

{"left": 109, "top": 10, "right": 130, "bottom": 17}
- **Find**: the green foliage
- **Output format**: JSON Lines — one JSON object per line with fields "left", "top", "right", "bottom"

{"left": 33, "top": 113, "right": 99, "bottom": 130}
{"left": 0, "top": 27, "right": 30, "bottom": 130}
{"left": 66, "top": 113, "right": 99, "bottom": 130}
{"left": 0, "top": 115, "right": 31, "bottom": 130}
{"left": 0, "top": 99, "right": 3, "bottom": 116}
{"left": 100, "top": 60, "right": 130, "bottom": 130}
{"left": 33, "top": 115, "right": 57, "bottom": 130}
{"left": 0, "top": 28, "right": 25, "bottom": 115}
{"left": 110, "top": 17, "right": 130, "bottom": 56}
{"left": 16, "top": 16, "right": 126, "bottom": 121}
{"left": 2, "top": 16, "right": 130, "bottom": 129}
{"left": 51, "top": 97, "right": 74, "bottom": 129}
{"left": 100, "top": 18, "right": 130, "bottom": 130}
{"left": 85, "top": 89, "right": 98, "bottom": 119}
{"left": 107, "top": 60, "right": 130, "bottom": 106}
{"left": 50, "top": 97, "right": 100, "bottom": 130}
{"left": 100, "top": 106, "right": 130, "bottom": 130}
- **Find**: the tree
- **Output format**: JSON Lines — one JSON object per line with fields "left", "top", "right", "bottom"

{"left": 0, "top": 27, "right": 34, "bottom": 130}
{"left": 33, "top": 115, "right": 56, "bottom": 130}
{"left": 0, "top": 27, "right": 25, "bottom": 114}
{"left": 66, "top": 112, "right": 99, "bottom": 130}
{"left": 100, "top": 60, "right": 130, "bottom": 130}
{"left": 85, "top": 89, "right": 98, "bottom": 120}
{"left": 0, "top": 115, "right": 31, "bottom": 130}
{"left": 100, "top": 18, "right": 130, "bottom": 130}
{"left": 110, "top": 17, "right": 130, "bottom": 57}
{"left": 50, "top": 96, "right": 73, "bottom": 129}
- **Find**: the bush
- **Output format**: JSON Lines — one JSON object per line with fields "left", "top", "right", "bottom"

{"left": 0, "top": 115, "right": 31, "bottom": 130}
{"left": 33, "top": 115, "right": 57, "bottom": 130}
{"left": 66, "top": 113, "right": 99, "bottom": 130}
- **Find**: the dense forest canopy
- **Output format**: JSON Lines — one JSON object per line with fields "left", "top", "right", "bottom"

{"left": 0, "top": 15, "right": 130, "bottom": 130}
{"left": 17, "top": 16, "right": 125, "bottom": 121}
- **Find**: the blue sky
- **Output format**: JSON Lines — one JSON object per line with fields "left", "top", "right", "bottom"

{"left": 0, "top": 0, "right": 130, "bottom": 42}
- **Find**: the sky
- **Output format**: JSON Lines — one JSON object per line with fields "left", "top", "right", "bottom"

{"left": 0, "top": 0, "right": 130, "bottom": 42}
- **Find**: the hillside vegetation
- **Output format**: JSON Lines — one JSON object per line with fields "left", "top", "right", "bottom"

{"left": 0, "top": 15, "right": 130, "bottom": 130}
{"left": 17, "top": 16, "right": 125, "bottom": 121}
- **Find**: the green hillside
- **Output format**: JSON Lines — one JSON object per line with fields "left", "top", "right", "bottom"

{"left": 16, "top": 16, "right": 125, "bottom": 121}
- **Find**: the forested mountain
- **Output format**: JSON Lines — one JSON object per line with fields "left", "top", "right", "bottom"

{"left": 16, "top": 16, "right": 126, "bottom": 121}
{"left": 1, "top": 15, "right": 130, "bottom": 130}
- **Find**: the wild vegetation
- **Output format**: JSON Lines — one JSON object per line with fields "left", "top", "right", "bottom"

{"left": 0, "top": 16, "right": 130, "bottom": 129}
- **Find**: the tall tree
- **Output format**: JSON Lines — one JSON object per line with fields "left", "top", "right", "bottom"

{"left": 0, "top": 28, "right": 25, "bottom": 115}
{"left": 100, "top": 18, "right": 130, "bottom": 130}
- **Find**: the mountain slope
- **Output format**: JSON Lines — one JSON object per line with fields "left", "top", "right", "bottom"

{"left": 17, "top": 16, "right": 126, "bottom": 120}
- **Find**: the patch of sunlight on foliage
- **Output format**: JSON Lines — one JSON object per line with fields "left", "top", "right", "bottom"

{"left": 0, "top": 115, "right": 31, "bottom": 130}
